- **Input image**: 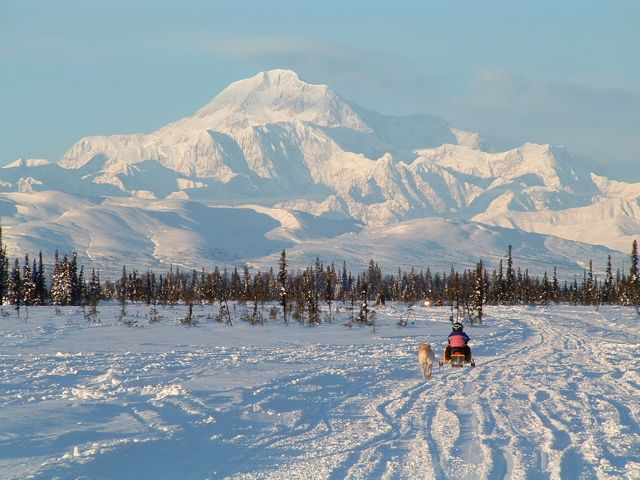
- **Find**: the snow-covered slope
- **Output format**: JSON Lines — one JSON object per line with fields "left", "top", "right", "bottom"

{"left": 0, "top": 192, "right": 290, "bottom": 272}
{"left": 250, "top": 217, "right": 624, "bottom": 276}
{"left": 2, "top": 304, "right": 639, "bottom": 479}
{"left": 0, "top": 69, "right": 638, "bottom": 269}
{"left": 472, "top": 174, "right": 640, "bottom": 252}
{"left": 0, "top": 191, "right": 624, "bottom": 278}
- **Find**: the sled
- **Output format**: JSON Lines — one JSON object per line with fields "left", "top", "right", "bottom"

{"left": 439, "top": 350, "right": 476, "bottom": 368}
{"left": 450, "top": 353, "right": 466, "bottom": 367}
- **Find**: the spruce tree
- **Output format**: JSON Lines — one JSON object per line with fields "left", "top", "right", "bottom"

{"left": 34, "top": 251, "right": 46, "bottom": 304}
{"left": 144, "top": 269, "right": 154, "bottom": 305}
{"left": 242, "top": 265, "right": 251, "bottom": 302}
{"left": 118, "top": 266, "right": 128, "bottom": 306}
{"left": 583, "top": 260, "right": 596, "bottom": 305}
{"left": 552, "top": 267, "right": 559, "bottom": 303}
{"left": 342, "top": 261, "right": 349, "bottom": 300}
{"left": 278, "top": 249, "right": 288, "bottom": 323}
{"left": 492, "top": 259, "right": 504, "bottom": 304}
{"left": 21, "top": 254, "right": 36, "bottom": 306}
{"left": 62, "top": 255, "right": 73, "bottom": 305}
{"left": 541, "top": 271, "right": 550, "bottom": 305}
{"left": 50, "top": 252, "right": 72, "bottom": 305}
{"left": 630, "top": 240, "right": 639, "bottom": 307}
{"left": 603, "top": 255, "right": 614, "bottom": 304}
{"left": 70, "top": 253, "right": 79, "bottom": 304}
{"left": 88, "top": 268, "right": 101, "bottom": 306}
{"left": 505, "top": 245, "right": 515, "bottom": 304}
{"left": 303, "top": 267, "right": 319, "bottom": 325}
{"left": 7, "top": 258, "right": 21, "bottom": 312}
{"left": 473, "top": 260, "right": 486, "bottom": 323}
{"left": 326, "top": 263, "right": 336, "bottom": 319}
{"left": 78, "top": 265, "right": 87, "bottom": 305}
{"left": 0, "top": 224, "right": 8, "bottom": 303}
{"left": 31, "top": 258, "right": 40, "bottom": 304}
{"left": 631, "top": 240, "right": 639, "bottom": 282}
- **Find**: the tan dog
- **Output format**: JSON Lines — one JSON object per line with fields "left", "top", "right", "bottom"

{"left": 418, "top": 344, "right": 436, "bottom": 380}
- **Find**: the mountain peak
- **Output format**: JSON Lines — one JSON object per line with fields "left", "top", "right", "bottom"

{"left": 256, "top": 69, "right": 303, "bottom": 84}
{"left": 190, "top": 69, "right": 368, "bottom": 131}
{"left": 218, "top": 69, "right": 308, "bottom": 96}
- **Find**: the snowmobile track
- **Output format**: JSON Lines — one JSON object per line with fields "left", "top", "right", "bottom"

{"left": 1, "top": 305, "right": 639, "bottom": 479}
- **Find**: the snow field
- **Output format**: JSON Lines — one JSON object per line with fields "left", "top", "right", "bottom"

{"left": 0, "top": 303, "right": 638, "bottom": 479}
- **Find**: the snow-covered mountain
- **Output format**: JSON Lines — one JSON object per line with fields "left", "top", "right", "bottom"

{"left": 0, "top": 189, "right": 622, "bottom": 278}
{"left": 1, "top": 69, "right": 637, "bottom": 274}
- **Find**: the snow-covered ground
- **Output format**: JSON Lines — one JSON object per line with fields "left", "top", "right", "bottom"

{"left": 1, "top": 303, "right": 638, "bottom": 479}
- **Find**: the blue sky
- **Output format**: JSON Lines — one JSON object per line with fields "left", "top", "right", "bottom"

{"left": 1, "top": 0, "right": 639, "bottom": 178}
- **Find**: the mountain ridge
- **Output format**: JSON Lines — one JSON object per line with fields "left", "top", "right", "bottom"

{"left": 1, "top": 69, "right": 638, "bottom": 274}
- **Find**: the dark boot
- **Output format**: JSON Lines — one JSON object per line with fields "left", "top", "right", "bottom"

{"left": 444, "top": 345, "right": 452, "bottom": 361}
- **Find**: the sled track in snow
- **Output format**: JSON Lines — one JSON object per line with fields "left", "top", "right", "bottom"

{"left": 231, "top": 310, "right": 562, "bottom": 479}
{"left": 1, "top": 305, "right": 639, "bottom": 479}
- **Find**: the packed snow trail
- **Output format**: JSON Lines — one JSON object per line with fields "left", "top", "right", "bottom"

{"left": 1, "top": 304, "right": 638, "bottom": 479}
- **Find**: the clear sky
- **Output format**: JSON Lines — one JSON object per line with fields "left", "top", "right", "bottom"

{"left": 1, "top": 0, "right": 639, "bottom": 179}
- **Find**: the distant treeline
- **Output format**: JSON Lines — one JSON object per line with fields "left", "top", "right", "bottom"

{"left": 1, "top": 225, "right": 638, "bottom": 320}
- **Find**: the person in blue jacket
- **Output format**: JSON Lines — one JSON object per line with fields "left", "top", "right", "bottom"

{"left": 445, "top": 322, "right": 471, "bottom": 362}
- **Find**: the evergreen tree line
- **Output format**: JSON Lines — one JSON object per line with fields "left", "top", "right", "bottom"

{"left": 1, "top": 221, "right": 639, "bottom": 317}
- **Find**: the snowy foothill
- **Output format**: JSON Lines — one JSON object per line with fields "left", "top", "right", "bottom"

{"left": 1, "top": 302, "right": 638, "bottom": 479}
